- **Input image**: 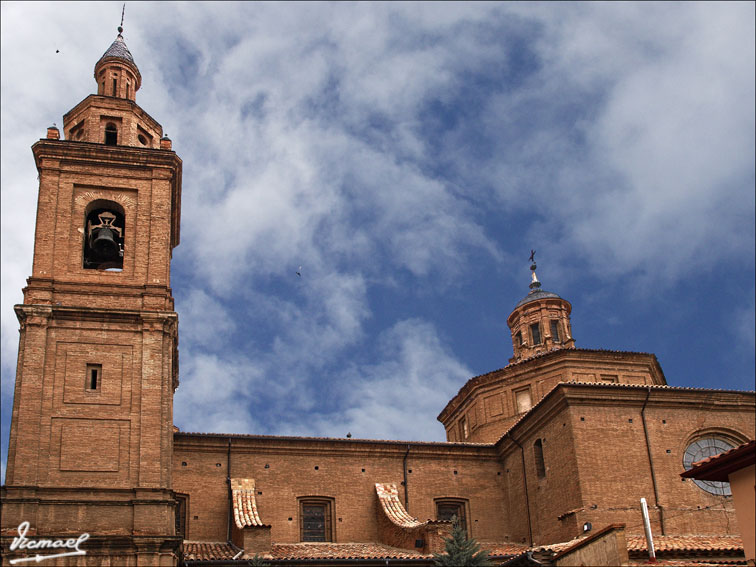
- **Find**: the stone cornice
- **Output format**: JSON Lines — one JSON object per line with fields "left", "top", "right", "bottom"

{"left": 32, "top": 139, "right": 182, "bottom": 172}
{"left": 15, "top": 303, "right": 177, "bottom": 327}
{"left": 63, "top": 95, "right": 160, "bottom": 132}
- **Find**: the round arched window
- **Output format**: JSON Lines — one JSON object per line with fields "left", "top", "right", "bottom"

{"left": 683, "top": 437, "right": 736, "bottom": 496}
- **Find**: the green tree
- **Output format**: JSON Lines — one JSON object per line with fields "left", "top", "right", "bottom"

{"left": 433, "top": 516, "right": 491, "bottom": 567}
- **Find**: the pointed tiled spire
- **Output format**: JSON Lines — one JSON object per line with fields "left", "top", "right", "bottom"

{"left": 93, "top": 11, "right": 141, "bottom": 101}
{"left": 99, "top": 33, "right": 136, "bottom": 65}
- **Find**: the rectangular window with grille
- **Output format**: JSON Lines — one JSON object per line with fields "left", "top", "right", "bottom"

{"left": 300, "top": 500, "right": 332, "bottom": 542}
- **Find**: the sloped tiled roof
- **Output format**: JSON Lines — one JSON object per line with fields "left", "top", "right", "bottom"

{"left": 183, "top": 541, "right": 526, "bottom": 562}
{"left": 482, "top": 542, "right": 530, "bottom": 557}
{"left": 692, "top": 440, "right": 755, "bottom": 468}
{"left": 626, "top": 534, "right": 744, "bottom": 554}
{"left": 183, "top": 541, "right": 241, "bottom": 561}
{"left": 231, "top": 478, "right": 266, "bottom": 528}
{"left": 375, "top": 483, "right": 424, "bottom": 528}
{"left": 271, "top": 542, "right": 424, "bottom": 560}
{"left": 681, "top": 440, "right": 756, "bottom": 482}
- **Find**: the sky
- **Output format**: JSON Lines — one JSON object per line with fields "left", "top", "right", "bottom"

{"left": 1, "top": 2, "right": 754, "bottom": 482}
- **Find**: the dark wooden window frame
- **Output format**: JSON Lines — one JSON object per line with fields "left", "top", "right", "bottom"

{"left": 435, "top": 498, "right": 469, "bottom": 536}
{"left": 175, "top": 493, "right": 188, "bottom": 538}
{"left": 298, "top": 497, "right": 334, "bottom": 542}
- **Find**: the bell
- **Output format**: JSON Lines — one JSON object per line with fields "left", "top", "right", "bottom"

{"left": 91, "top": 227, "right": 119, "bottom": 259}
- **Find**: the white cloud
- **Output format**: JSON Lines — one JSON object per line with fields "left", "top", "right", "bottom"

{"left": 2, "top": 2, "right": 753, "bottom": 454}
{"left": 286, "top": 319, "right": 470, "bottom": 441}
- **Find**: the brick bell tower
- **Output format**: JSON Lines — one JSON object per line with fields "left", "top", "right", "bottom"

{"left": 2, "top": 23, "right": 182, "bottom": 565}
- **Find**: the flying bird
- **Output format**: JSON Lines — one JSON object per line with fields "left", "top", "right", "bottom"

{"left": 296, "top": 266, "right": 302, "bottom": 277}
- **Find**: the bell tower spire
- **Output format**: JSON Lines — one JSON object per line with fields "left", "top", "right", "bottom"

{"left": 507, "top": 251, "right": 575, "bottom": 362}
{"left": 94, "top": 7, "right": 141, "bottom": 101}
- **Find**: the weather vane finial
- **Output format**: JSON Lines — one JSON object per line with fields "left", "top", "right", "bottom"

{"left": 528, "top": 249, "right": 541, "bottom": 290}
{"left": 118, "top": 3, "right": 125, "bottom": 34}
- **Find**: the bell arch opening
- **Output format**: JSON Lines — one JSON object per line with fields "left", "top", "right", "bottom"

{"left": 83, "top": 200, "right": 125, "bottom": 271}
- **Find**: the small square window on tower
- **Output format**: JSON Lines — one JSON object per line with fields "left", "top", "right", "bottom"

{"left": 85, "top": 364, "right": 102, "bottom": 391}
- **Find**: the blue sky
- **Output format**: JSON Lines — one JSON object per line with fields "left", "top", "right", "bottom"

{"left": 1, "top": 2, "right": 754, "bottom": 481}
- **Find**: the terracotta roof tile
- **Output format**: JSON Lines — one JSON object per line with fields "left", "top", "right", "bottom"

{"left": 270, "top": 542, "right": 424, "bottom": 560}
{"left": 375, "top": 483, "right": 424, "bottom": 528}
{"left": 183, "top": 541, "right": 241, "bottom": 561}
{"left": 691, "top": 440, "right": 755, "bottom": 468}
{"left": 480, "top": 542, "right": 529, "bottom": 557}
{"left": 231, "top": 478, "right": 266, "bottom": 528}
{"left": 626, "top": 534, "right": 744, "bottom": 554}
{"left": 183, "top": 540, "right": 529, "bottom": 562}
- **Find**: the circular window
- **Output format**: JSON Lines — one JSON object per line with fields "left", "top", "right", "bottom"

{"left": 683, "top": 437, "right": 735, "bottom": 495}
{"left": 138, "top": 134, "right": 148, "bottom": 145}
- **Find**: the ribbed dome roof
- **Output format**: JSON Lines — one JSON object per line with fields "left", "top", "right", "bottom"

{"left": 98, "top": 34, "right": 136, "bottom": 66}
{"left": 514, "top": 288, "right": 562, "bottom": 309}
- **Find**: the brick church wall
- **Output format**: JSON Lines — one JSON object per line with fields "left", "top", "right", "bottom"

{"left": 173, "top": 435, "right": 510, "bottom": 545}
{"left": 497, "top": 384, "right": 756, "bottom": 546}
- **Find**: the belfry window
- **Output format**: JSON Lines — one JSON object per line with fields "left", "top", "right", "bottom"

{"left": 104, "top": 123, "right": 118, "bottom": 145}
{"left": 299, "top": 498, "right": 333, "bottom": 542}
{"left": 83, "top": 202, "right": 125, "bottom": 270}
{"left": 530, "top": 323, "right": 541, "bottom": 345}
{"left": 515, "top": 332, "right": 522, "bottom": 347}
{"left": 550, "top": 320, "right": 561, "bottom": 343}
{"left": 534, "top": 439, "right": 546, "bottom": 478}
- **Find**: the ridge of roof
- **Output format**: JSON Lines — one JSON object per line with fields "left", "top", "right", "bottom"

{"left": 174, "top": 431, "right": 494, "bottom": 447}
